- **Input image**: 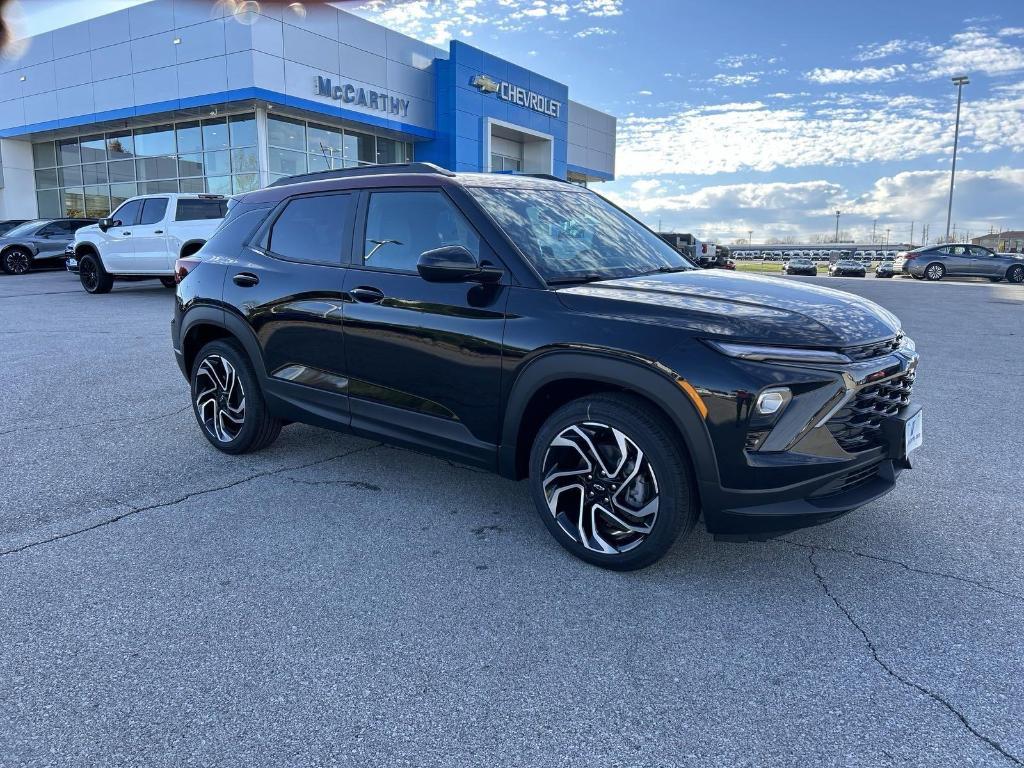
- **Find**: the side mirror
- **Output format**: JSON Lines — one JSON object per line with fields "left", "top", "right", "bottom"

{"left": 98, "top": 218, "right": 114, "bottom": 232}
{"left": 417, "top": 246, "right": 502, "bottom": 284}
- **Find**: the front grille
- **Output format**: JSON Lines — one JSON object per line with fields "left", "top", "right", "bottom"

{"left": 811, "top": 461, "right": 883, "bottom": 498}
{"left": 827, "top": 370, "right": 915, "bottom": 452}
{"left": 843, "top": 335, "right": 901, "bottom": 361}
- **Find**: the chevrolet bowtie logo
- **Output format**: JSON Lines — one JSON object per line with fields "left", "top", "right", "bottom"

{"left": 471, "top": 74, "right": 500, "bottom": 94}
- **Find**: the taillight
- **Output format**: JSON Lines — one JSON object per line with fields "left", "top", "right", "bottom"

{"left": 174, "top": 255, "right": 200, "bottom": 284}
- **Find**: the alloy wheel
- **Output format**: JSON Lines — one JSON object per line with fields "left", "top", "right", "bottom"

{"left": 1009, "top": 266, "right": 1024, "bottom": 284}
{"left": 194, "top": 355, "right": 246, "bottom": 443}
{"left": 541, "top": 421, "right": 659, "bottom": 554}
{"left": 4, "top": 249, "right": 30, "bottom": 275}
{"left": 80, "top": 259, "right": 98, "bottom": 291}
{"left": 926, "top": 264, "right": 944, "bottom": 280}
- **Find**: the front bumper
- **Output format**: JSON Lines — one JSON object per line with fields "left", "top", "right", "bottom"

{"left": 699, "top": 344, "right": 920, "bottom": 537}
{"left": 64, "top": 246, "right": 79, "bottom": 274}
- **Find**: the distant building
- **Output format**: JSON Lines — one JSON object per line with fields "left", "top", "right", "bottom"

{"left": 972, "top": 231, "right": 1024, "bottom": 253}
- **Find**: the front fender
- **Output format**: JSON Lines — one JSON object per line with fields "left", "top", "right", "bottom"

{"left": 498, "top": 349, "right": 720, "bottom": 491}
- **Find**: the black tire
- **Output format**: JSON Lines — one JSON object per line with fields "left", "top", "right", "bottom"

{"left": 79, "top": 253, "right": 113, "bottom": 294}
{"left": 1, "top": 247, "right": 33, "bottom": 275}
{"left": 924, "top": 262, "right": 945, "bottom": 281}
{"left": 190, "top": 339, "right": 281, "bottom": 455}
{"left": 159, "top": 276, "right": 177, "bottom": 288}
{"left": 528, "top": 393, "right": 698, "bottom": 571}
{"left": 1007, "top": 265, "right": 1024, "bottom": 284}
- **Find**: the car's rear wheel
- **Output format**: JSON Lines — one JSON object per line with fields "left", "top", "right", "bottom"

{"left": 1, "top": 247, "right": 32, "bottom": 275}
{"left": 190, "top": 339, "right": 281, "bottom": 455}
{"left": 1007, "top": 265, "right": 1024, "bottom": 284}
{"left": 528, "top": 393, "right": 698, "bottom": 570}
{"left": 924, "top": 262, "right": 945, "bottom": 281}
{"left": 78, "top": 254, "right": 113, "bottom": 293}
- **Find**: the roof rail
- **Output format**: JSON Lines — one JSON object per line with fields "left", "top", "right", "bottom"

{"left": 267, "top": 162, "right": 456, "bottom": 188}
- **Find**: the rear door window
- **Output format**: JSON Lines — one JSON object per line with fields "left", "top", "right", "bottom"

{"left": 266, "top": 193, "right": 352, "bottom": 266}
{"left": 139, "top": 197, "right": 168, "bottom": 225}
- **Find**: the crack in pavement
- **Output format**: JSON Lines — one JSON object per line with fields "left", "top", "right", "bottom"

{"left": 808, "top": 548, "right": 1023, "bottom": 767}
{"left": 0, "top": 443, "right": 382, "bottom": 560}
{"left": 781, "top": 538, "right": 1023, "bottom": 603}
{"left": 0, "top": 403, "right": 192, "bottom": 439}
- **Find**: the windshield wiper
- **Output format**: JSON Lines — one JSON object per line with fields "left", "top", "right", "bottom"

{"left": 545, "top": 273, "right": 614, "bottom": 286}
{"left": 641, "top": 265, "right": 692, "bottom": 275}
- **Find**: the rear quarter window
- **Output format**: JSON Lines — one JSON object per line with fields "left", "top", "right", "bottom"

{"left": 176, "top": 199, "right": 228, "bottom": 221}
{"left": 201, "top": 204, "right": 273, "bottom": 256}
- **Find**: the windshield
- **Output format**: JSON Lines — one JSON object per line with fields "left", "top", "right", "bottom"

{"left": 469, "top": 186, "right": 693, "bottom": 283}
{"left": 3, "top": 220, "right": 46, "bottom": 238}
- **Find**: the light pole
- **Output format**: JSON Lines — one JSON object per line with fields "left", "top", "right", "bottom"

{"left": 748, "top": 229, "right": 753, "bottom": 245}
{"left": 946, "top": 75, "right": 969, "bottom": 241}
{"left": 872, "top": 219, "right": 877, "bottom": 244}
{"left": 834, "top": 210, "right": 841, "bottom": 243}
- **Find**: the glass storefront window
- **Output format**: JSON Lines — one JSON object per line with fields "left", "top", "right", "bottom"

{"left": 230, "top": 147, "right": 259, "bottom": 174}
{"left": 63, "top": 187, "right": 85, "bottom": 217}
{"left": 176, "top": 121, "right": 203, "bottom": 154}
{"left": 31, "top": 111, "right": 412, "bottom": 212}
{"left": 268, "top": 115, "right": 305, "bottom": 151}
{"left": 178, "top": 154, "right": 204, "bottom": 178}
{"left": 82, "top": 163, "right": 108, "bottom": 185}
{"left": 58, "top": 138, "right": 80, "bottom": 166}
{"left": 35, "top": 168, "right": 58, "bottom": 189}
{"left": 59, "top": 165, "right": 84, "bottom": 187}
{"left": 204, "top": 150, "right": 231, "bottom": 177}
{"left": 33, "top": 141, "right": 56, "bottom": 168}
{"left": 106, "top": 132, "right": 133, "bottom": 160}
{"left": 202, "top": 118, "right": 230, "bottom": 151}
{"left": 229, "top": 115, "right": 257, "bottom": 148}
{"left": 80, "top": 135, "right": 106, "bottom": 163}
{"left": 108, "top": 159, "right": 136, "bottom": 183}
{"left": 268, "top": 146, "right": 306, "bottom": 176}
{"left": 36, "top": 189, "right": 61, "bottom": 218}
{"left": 344, "top": 131, "right": 376, "bottom": 165}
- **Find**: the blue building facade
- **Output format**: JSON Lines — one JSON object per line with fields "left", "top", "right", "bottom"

{"left": 0, "top": 1, "right": 616, "bottom": 220}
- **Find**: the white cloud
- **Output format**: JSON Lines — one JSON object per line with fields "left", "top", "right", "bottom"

{"left": 574, "top": 26, "right": 613, "bottom": 38}
{"left": 603, "top": 169, "right": 1024, "bottom": 242}
{"left": 710, "top": 73, "right": 761, "bottom": 87}
{"left": 923, "top": 29, "right": 1024, "bottom": 78}
{"left": 806, "top": 65, "right": 906, "bottom": 84}
{"left": 348, "top": 0, "right": 621, "bottom": 45}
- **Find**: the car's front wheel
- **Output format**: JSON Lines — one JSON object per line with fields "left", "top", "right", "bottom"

{"left": 190, "top": 339, "right": 281, "bottom": 454}
{"left": 1007, "top": 265, "right": 1024, "bottom": 284}
{"left": 78, "top": 254, "right": 113, "bottom": 293}
{"left": 529, "top": 393, "right": 698, "bottom": 570}
{"left": 1, "top": 247, "right": 33, "bottom": 275}
{"left": 924, "top": 262, "right": 945, "bottom": 281}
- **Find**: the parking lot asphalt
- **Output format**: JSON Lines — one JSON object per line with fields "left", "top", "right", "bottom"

{"left": 1, "top": 270, "right": 1022, "bottom": 768}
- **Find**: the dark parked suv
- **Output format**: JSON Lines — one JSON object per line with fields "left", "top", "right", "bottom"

{"left": 172, "top": 164, "right": 922, "bottom": 570}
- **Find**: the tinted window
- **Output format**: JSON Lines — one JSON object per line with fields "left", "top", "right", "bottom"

{"left": 363, "top": 191, "right": 479, "bottom": 272}
{"left": 175, "top": 198, "right": 228, "bottom": 221}
{"left": 268, "top": 194, "right": 351, "bottom": 266}
{"left": 139, "top": 197, "right": 168, "bottom": 225}
{"left": 203, "top": 205, "right": 273, "bottom": 255}
{"left": 470, "top": 185, "right": 691, "bottom": 283}
{"left": 112, "top": 199, "right": 143, "bottom": 226}
{"left": 37, "top": 222, "right": 66, "bottom": 236}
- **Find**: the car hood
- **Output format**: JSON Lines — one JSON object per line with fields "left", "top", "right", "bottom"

{"left": 556, "top": 270, "right": 901, "bottom": 347}
{"left": 75, "top": 224, "right": 100, "bottom": 238}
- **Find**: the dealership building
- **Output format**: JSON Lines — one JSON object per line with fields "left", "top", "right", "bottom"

{"left": 0, "top": 0, "right": 617, "bottom": 220}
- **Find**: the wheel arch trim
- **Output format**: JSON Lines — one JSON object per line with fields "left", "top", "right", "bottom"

{"left": 499, "top": 349, "right": 720, "bottom": 487}
{"left": 179, "top": 306, "right": 265, "bottom": 383}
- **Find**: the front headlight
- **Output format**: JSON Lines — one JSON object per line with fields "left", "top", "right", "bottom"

{"left": 900, "top": 335, "right": 916, "bottom": 353}
{"left": 707, "top": 340, "right": 852, "bottom": 365}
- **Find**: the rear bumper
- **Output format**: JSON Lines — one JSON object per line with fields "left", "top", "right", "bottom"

{"left": 702, "top": 403, "right": 921, "bottom": 538}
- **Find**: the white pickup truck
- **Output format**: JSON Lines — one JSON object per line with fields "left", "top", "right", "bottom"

{"left": 68, "top": 193, "right": 227, "bottom": 294}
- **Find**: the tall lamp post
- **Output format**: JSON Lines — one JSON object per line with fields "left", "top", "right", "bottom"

{"left": 946, "top": 75, "right": 969, "bottom": 242}
{"left": 834, "top": 210, "right": 841, "bottom": 243}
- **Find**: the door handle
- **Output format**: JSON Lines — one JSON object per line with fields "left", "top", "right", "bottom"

{"left": 233, "top": 272, "right": 260, "bottom": 287}
{"left": 154, "top": 230, "right": 164, "bottom": 234}
{"left": 350, "top": 286, "right": 385, "bottom": 304}
{"left": 122, "top": 231, "right": 132, "bottom": 236}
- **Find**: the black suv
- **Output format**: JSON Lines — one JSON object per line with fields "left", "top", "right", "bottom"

{"left": 172, "top": 164, "right": 921, "bottom": 570}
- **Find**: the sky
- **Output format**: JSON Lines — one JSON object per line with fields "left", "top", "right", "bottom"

{"left": 8, "top": 0, "right": 1024, "bottom": 243}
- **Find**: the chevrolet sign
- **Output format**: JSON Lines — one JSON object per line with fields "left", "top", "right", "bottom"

{"left": 471, "top": 74, "right": 561, "bottom": 119}
{"left": 314, "top": 76, "right": 410, "bottom": 117}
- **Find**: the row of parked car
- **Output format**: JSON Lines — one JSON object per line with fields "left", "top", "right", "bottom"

{"left": 0, "top": 193, "right": 227, "bottom": 289}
